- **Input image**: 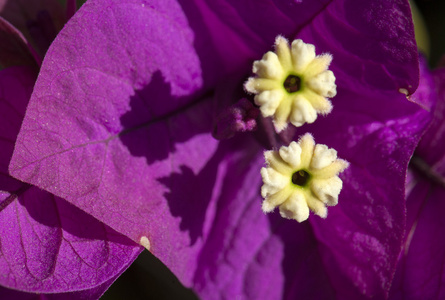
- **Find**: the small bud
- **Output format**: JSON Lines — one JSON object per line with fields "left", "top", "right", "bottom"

{"left": 213, "top": 98, "right": 259, "bottom": 140}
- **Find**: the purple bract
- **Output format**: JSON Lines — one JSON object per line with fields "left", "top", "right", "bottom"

{"left": 3, "top": 0, "right": 435, "bottom": 299}
{"left": 389, "top": 61, "right": 445, "bottom": 300}
{"left": 0, "top": 1, "right": 141, "bottom": 298}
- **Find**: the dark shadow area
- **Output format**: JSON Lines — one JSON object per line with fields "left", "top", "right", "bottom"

{"left": 158, "top": 144, "right": 226, "bottom": 245}
{"left": 119, "top": 70, "right": 213, "bottom": 166}
{"left": 267, "top": 213, "right": 336, "bottom": 300}
{"left": 0, "top": 18, "right": 39, "bottom": 69}
{"left": 414, "top": 0, "right": 445, "bottom": 67}
{"left": 0, "top": 0, "right": 67, "bottom": 54}
{"left": 0, "top": 285, "right": 40, "bottom": 300}
{"left": 26, "top": 10, "right": 57, "bottom": 57}
{"left": 101, "top": 250, "right": 198, "bottom": 300}
{"left": 119, "top": 71, "right": 173, "bottom": 165}
{"left": 0, "top": 67, "right": 34, "bottom": 195}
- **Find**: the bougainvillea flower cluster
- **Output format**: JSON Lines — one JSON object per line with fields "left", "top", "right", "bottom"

{"left": 0, "top": 0, "right": 436, "bottom": 299}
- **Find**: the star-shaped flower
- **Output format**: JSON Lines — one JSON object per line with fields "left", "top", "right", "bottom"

{"left": 261, "top": 133, "right": 348, "bottom": 222}
{"left": 245, "top": 37, "right": 336, "bottom": 131}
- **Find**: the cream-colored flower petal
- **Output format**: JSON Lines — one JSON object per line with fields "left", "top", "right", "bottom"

{"left": 300, "top": 89, "right": 333, "bottom": 113}
{"left": 273, "top": 96, "right": 293, "bottom": 132}
{"left": 264, "top": 151, "right": 293, "bottom": 175}
{"left": 311, "top": 144, "right": 338, "bottom": 169}
{"left": 255, "top": 90, "right": 284, "bottom": 117}
{"left": 252, "top": 51, "right": 284, "bottom": 80}
{"left": 245, "top": 78, "right": 280, "bottom": 94}
{"left": 260, "top": 167, "right": 289, "bottom": 197}
{"left": 279, "top": 191, "right": 310, "bottom": 222}
{"left": 262, "top": 185, "right": 294, "bottom": 213}
{"left": 307, "top": 70, "right": 337, "bottom": 98}
{"left": 298, "top": 133, "right": 316, "bottom": 168}
{"left": 275, "top": 36, "right": 292, "bottom": 72}
{"left": 303, "top": 54, "right": 332, "bottom": 78}
{"left": 291, "top": 39, "right": 316, "bottom": 73}
{"left": 279, "top": 141, "right": 302, "bottom": 168}
{"left": 305, "top": 194, "right": 328, "bottom": 218}
{"left": 310, "top": 177, "right": 343, "bottom": 206}
{"left": 289, "top": 96, "right": 317, "bottom": 127}
{"left": 312, "top": 159, "right": 349, "bottom": 179}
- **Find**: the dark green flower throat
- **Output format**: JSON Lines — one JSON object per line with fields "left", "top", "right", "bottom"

{"left": 283, "top": 75, "right": 301, "bottom": 93}
{"left": 292, "top": 170, "right": 310, "bottom": 186}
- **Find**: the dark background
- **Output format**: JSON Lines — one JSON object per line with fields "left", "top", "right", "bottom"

{"left": 413, "top": 0, "right": 445, "bottom": 67}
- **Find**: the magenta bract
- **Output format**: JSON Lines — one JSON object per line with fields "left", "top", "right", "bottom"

{"left": 6, "top": 0, "right": 433, "bottom": 298}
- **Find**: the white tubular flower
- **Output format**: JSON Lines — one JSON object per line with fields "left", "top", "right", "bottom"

{"left": 260, "top": 133, "right": 349, "bottom": 222}
{"left": 245, "top": 36, "right": 336, "bottom": 132}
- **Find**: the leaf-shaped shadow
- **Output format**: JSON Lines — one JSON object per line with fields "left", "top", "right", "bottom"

{"left": 158, "top": 144, "right": 227, "bottom": 245}
{"left": 119, "top": 70, "right": 213, "bottom": 166}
